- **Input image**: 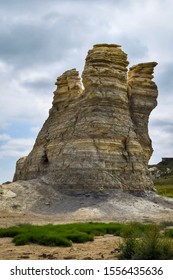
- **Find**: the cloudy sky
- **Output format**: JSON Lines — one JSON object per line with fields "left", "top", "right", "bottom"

{"left": 0, "top": 0, "right": 173, "bottom": 183}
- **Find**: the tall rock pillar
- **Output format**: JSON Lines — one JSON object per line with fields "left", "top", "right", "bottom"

{"left": 128, "top": 62, "right": 158, "bottom": 163}
{"left": 13, "top": 44, "right": 158, "bottom": 191}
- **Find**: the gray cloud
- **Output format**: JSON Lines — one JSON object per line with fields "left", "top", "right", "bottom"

{"left": 117, "top": 36, "right": 149, "bottom": 65}
{"left": 151, "top": 120, "right": 173, "bottom": 129}
{"left": 0, "top": 17, "right": 84, "bottom": 68}
{"left": 0, "top": 0, "right": 173, "bottom": 182}
{"left": 156, "top": 63, "right": 173, "bottom": 93}
{"left": 21, "top": 79, "right": 54, "bottom": 93}
{"left": 0, "top": 0, "right": 152, "bottom": 70}
{"left": 0, "top": 136, "right": 34, "bottom": 159}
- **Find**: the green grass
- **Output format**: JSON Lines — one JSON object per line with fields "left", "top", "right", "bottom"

{"left": 160, "top": 221, "right": 173, "bottom": 229}
{"left": 1, "top": 222, "right": 173, "bottom": 259}
{"left": 164, "top": 229, "right": 173, "bottom": 238}
{"left": 154, "top": 176, "right": 173, "bottom": 198}
{"left": 119, "top": 226, "right": 173, "bottom": 260}
{"left": 0, "top": 222, "right": 122, "bottom": 246}
{"left": 154, "top": 176, "right": 173, "bottom": 185}
{"left": 156, "top": 185, "right": 173, "bottom": 198}
{"left": 0, "top": 222, "right": 158, "bottom": 247}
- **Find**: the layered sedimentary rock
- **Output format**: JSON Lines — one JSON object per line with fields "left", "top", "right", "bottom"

{"left": 128, "top": 62, "right": 158, "bottom": 162}
{"left": 13, "top": 44, "right": 158, "bottom": 191}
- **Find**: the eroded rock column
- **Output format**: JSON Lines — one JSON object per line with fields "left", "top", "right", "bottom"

{"left": 13, "top": 44, "right": 158, "bottom": 191}
{"left": 128, "top": 62, "right": 158, "bottom": 162}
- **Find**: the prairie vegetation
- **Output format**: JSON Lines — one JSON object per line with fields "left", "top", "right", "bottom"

{"left": 155, "top": 176, "right": 173, "bottom": 198}
{"left": 0, "top": 222, "right": 173, "bottom": 259}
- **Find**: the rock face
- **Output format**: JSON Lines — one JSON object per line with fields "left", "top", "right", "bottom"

{"left": 13, "top": 44, "right": 158, "bottom": 191}
{"left": 128, "top": 62, "right": 158, "bottom": 163}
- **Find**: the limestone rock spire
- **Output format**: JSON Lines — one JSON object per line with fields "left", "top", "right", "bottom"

{"left": 52, "top": 68, "right": 82, "bottom": 109}
{"left": 13, "top": 44, "right": 158, "bottom": 192}
{"left": 128, "top": 62, "right": 158, "bottom": 162}
{"left": 82, "top": 44, "right": 129, "bottom": 105}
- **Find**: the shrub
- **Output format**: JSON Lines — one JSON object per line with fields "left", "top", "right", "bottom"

{"left": 160, "top": 221, "right": 173, "bottom": 229}
{"left": 164, "top": 229, "right": 173, "bottom": 238}
{"left": 118, "top": 236, "right": 138, "bottom": 259}
{"left": 120, "top": 222, "right": 155, "bottom": 238}
{"left": 119, "top": 226, "right": 173, "bottom": 260}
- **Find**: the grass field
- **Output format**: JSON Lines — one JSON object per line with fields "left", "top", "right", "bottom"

{"left": 154, "top": 176, "right": 173, "bottom": 198}
{"left": 0, "top": 222, "right": 172, "bottom": 242}
{"left": 0, "top": 222, "right": 173, "bottom": 259}
{"left": 0, "top": 222, "right": 153, "bottom": 246}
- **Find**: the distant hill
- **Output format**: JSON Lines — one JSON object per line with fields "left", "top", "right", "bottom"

{"left": 149, "top": 158, "right": 173, "bottom": 198}
{"left": 149, "top": 158, "right": 173, "bottom": 178}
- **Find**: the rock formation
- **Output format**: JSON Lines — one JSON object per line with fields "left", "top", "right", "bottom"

{"left": 13, "top": 44, "right": 158, "bottom": 191}
{"left": 128, "top": 62, "right": 158, "bottom": 163}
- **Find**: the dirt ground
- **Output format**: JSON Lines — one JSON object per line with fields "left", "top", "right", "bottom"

{"left": 1, "top": 180, "right": 173, "bottom": 224}
{"left": 1, "top": 180, "right": 173, "bottom": 260}
{"left": 0, "top": 210, "right": 122, "bottom": 260}
{"left": 0, "top": 235, "right": 121, "bottom": 260}
{"left": 0, "top": 211, "right": 122, "bottom": 260}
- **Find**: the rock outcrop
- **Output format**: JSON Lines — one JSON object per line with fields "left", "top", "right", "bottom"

{"left": 128, "top": 62, "right": 158, "bottom": 163}
{"left": 13, "top": 44, "right": 158, "bottom": 191}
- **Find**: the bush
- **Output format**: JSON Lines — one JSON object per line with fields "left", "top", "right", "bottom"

{"left": 160, "top": 221, "right": 173, "bottom": 229}
{"left": 119, "top": 226, "right": 173, "bottom": 260}
{"left": 164, "top": 229, "right": 173, "bottom": 238}
{"left": 118, "top": 236, "right": 137, "bottom": 259}
{"left": 120, "top": 222, "right": 155, "bottom": 238}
